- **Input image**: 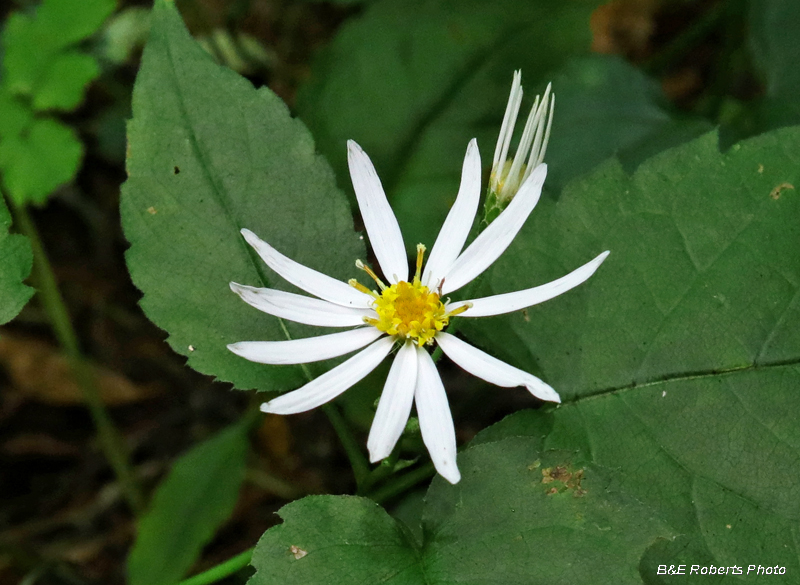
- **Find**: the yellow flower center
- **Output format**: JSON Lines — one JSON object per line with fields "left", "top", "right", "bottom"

{"left": 370, "top": 280, "right": 448, "bottom": 345}
{"left": 349, "top": 244, "right": 469, "bottom": 346}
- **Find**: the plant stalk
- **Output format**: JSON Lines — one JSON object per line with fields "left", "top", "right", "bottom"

{"left": 322, "top": 402, "right": 371, "bottom": 487}
{"left": 176, "top": 547, "right": 253, "bottom": 585}
{"left": 10, "top": 200, "right": 145, "bottom": 515}
{"left": 368, "top": 461, "right": 435, "bottom": 505}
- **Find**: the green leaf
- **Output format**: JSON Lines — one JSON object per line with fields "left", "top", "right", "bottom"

{"left": 2, "top": 12, "right": 57, "bottom": 97}
{"left": 0, "top": 88, "right": 34, "bottom": 137}
{"left": 480, "top": 371, "right": 800, "bottom": 584}
{"left": 297, "top": 0, "right": 368, "bottom": 4}
{"left": 545, "top": 55, "right": 713, "bottom": 189}
{"left": 2, "top": 0, "right": 113, "bottom": 111}
{"left": 121, "top": 0, "right": 365, "bottom": 392}
{"left": 0, "top": 117, "right": 83, "bottom": 205}
{"left": 249, "top": 439, "right": 670, "bottom": 584}
{"left": 462, "top": 126, "right": 800, "bottom": 399}
{"left": 127, "top": 422, "right": 250, "bottom": 585}
{"left": 35, "top": 0, "right": 117, "bottom": 48}
{"left": 0, "top": 196, "right": 33, "bottom": 326}
{"left": 252, "top": 496, "right": 421, "bottom": 583}
{"left": 748, "top": 0, "right": 800, "bottom": 130}
{"left": 31, "top": 51, "right": 100, "bottom": 111}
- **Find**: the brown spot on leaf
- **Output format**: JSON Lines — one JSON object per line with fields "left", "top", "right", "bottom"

{"left": 289, "top": 545, "right": 307, "bottom": 560}
{"left": 770, "top": 183, "right": 794, "bottom": 200}
{"left": 758, "top": 164, "right": 764, "bottom": 174}
{"left": 542, "top": 465, "right": 587, "bottom": 497}
{"left": 147, "top": 206, "right": 157, "bottom": 215}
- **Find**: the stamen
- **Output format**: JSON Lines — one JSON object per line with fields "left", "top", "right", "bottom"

{"left": 348, "top": 278, "right": 378, "bottom": 298}
{"left": 414, "top": 244, "right": 426, "bottom": 283}
{"left": 355, "top": 259, "right": 387, "bottom": 290}
{"left": 446, "top": 302, "right": 472, "bottom": 318}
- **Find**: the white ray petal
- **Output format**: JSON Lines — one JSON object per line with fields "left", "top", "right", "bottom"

{"left": 414, "top": 346, "right": 460, "bottom": 484}
{"left": 347, "top": 141, "right": 408, "bottom": 283}
{"left": 436, "top": 332, "right": 560, "bottom": 403}
{"left": 491, "top": 70, "right": 523, "bottom": 182}
{"left": 230, "top": 282, "right": 374, "bottom": 327}
{"left": 441, "top": 163, "right": 548, "bottom": 294}
{"left": 367, "top": 341, "right": 418, "bottom": 463}
{"left": 260, "top": 336, "right": 394, "bottom": 414}
{"left": 449, "top": 251, "right": 610, "bottom": 317}
{"left": 423, "top": 139, "right": 482, "bottom": 287}
{"left": 228, "top": 327, "right": 383, "bottom": 365}
{"left": 241, "top": 229, "right": 372, "bottom": 308}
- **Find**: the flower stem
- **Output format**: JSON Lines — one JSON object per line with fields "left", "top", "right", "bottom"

{"left": 175, "top": 547, "right": 253, "bottom": 585}
{"left": 322, "top": 403, "right": 370, "bottom": 487}
{"left": 368, "top": 461, "right": 435, "bottom": 504}
{"left": 9, "top": 200, "right": 145, "bottom": 515}
{"left": 277, "top": 325, "right": 371, "bottom": 488}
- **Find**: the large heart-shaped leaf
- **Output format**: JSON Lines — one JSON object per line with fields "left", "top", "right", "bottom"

{"left": 121, "top": 0, "right": 365, "bottom": 392}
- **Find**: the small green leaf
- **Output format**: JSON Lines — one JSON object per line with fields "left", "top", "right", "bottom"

{"left": 31, "top": 51, "right": 100, "bottom": 111}
{"left": 0, "top": 117, "right": 83, "bottom": 205}
{"left": 2, "top": 12, "right": 57, "bottom": 96}
{"left": 126, "top": 422, "right": 250, "bottom": 585}
{"left": 0, "top": 88, "right": 34, "bottom": 137}
{"left": 249, "top": 439, "right": 670, "bottom": 584}
{"left": 0, "top": 196, "right": 33, "bottom": 326}
{"left": 35, "top": 0, "right": 116, "bottom": 48}
{"left": 121, "top": 0, "right": 365, "bottom": 392}
{"left": 2, "top": 0, "right": 113, "bottom": 111}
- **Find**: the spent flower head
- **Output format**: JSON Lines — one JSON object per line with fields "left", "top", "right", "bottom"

{"left": 487, "top": 71, "right": 554, "bottom": 219}
{"left": 227, "top": 80, "right": 606, "bottom": 484}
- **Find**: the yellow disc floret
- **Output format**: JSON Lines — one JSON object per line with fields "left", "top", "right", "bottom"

{"left": 350, "top": 244, "right": 469, "bottom": 346}
{"left": 370, "top": 280, "right": 448, "bottom": 345}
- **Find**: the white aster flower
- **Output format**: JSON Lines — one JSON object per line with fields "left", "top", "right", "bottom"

{"left": 228, "top": 138, "right": 608, "bottom": 485}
